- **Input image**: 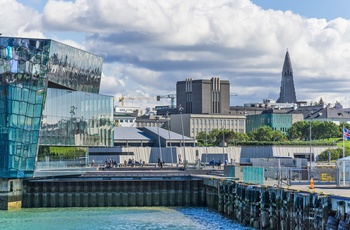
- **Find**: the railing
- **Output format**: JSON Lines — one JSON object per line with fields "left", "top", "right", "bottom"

{"left": 224, "top": 165, "right": 338, "bottom": 186}
{"left": 264, "top": 166, "right": 337, "bottom": 186}
{"left": 35, "top": 160, "right": 89, "bottom": 170}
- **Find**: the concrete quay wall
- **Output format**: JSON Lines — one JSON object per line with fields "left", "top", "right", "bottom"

{"left": 6, "top": 174, "right": 350, "bottom": 230}
{"left": 22, "top": 178, "right": 205, "bottom": 208}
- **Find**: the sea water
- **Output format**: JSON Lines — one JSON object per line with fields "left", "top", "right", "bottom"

{"left": 0, "top": 206, "right": 253, "bottom": 230}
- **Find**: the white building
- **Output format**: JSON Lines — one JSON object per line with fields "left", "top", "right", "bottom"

{"left": 114, "top": 106, "right": 141, "bottom": 127}
{"left": 170, "top": 113, "right": 246, "bottom": 138}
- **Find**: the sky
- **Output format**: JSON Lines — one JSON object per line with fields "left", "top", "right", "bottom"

{"left": 2, "top": 0, "right": 350, "bottom": 109}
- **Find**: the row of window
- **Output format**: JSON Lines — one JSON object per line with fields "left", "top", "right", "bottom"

{"left": 246, "top": 116, "right": 291, "bottom": 124}
{"left": 192, "top": 127, "right": 241, "bottom": 134}
{"left": 250, "top": 126, "right": 289, "bottom": 133}
{"left": 117, "top": 118, "right": 136, "bottom": 123}
{"left": 191, "top": 118, "right": 244, "bottom": 126}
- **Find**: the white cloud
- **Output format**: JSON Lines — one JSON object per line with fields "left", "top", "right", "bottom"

{"left": 5, "top": 0, "right": 350, "bottom": 108}
{"left": 0, "top": 0, "right": 43, "bottom": 37}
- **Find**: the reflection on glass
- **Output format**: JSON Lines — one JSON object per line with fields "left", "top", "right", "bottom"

{"left": 0, "top": 37, "right": 109, "bottom": 178}
{"left": 47, "top": 41, "right": 102, "bottom": 94}
{"left": 40, "top": 88, "right": 113, "bottom": 146}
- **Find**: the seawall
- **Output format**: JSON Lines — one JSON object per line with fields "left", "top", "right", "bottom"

{"left": 203, "top": 177, "right": 350, "bottom": 229}
{"left": 18, "top": 172, "right": 350, "bottom": 229}
{"left": 22, "top": 177, "right": 204, "bottom": 208}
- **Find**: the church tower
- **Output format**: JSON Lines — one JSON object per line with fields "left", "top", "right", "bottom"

{"left": 277, "top": 51, "right": 297, "bottom": 103}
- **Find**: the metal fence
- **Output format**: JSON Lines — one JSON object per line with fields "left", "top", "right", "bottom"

{"left": 224, "top": 165, "right": 337, "bottom": 186}
{"left": 264, "top": 166, "right": 337, "bottom": 186}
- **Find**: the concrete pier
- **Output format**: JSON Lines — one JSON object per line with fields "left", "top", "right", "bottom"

{"left": 0, "top": 179, "right": 23, "bottom": 210}
{"left": 22, "top": 176, "right": 204, "bottom": 208}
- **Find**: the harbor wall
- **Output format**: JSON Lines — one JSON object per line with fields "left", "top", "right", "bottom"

{"left": 22, "top": 178, "right": 205, "bottom": 208}
{"left": 203, "top": 178, "right": 350, "bottom": 230}
{"left": 17, "top": 176, "right": 350, "bottom": 229}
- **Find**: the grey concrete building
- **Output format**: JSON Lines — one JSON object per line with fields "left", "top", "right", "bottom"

{"left": 176, "top": 77, "right": 230, "bottom": 114}
{"left": 277, "top": 51, "right": 297, "bottom": 103}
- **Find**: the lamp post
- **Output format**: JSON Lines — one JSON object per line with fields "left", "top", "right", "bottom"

{"left": 342, "top": 124, "right": 345, "bottom": 186}
{"left": 205, "top": 131, "right": 208, "bottom": 167}
{"left": 222, "top": 120, "right": 226, "bottom": 163}
{"left": 166, "top": 112, "right": 173, "bottom": 166}
{"left": 179, "top": 105, "right": 187, "bottom": 167}
{"left": 309, "top": 117, "right": 312, "bottom": 179}
{"left": 155, "top": 116, "right": 163, "bottom": 164}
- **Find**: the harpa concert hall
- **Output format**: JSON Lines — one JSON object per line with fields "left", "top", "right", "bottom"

{"left": 0, "top": 36, "right": 114, "bottom": 180}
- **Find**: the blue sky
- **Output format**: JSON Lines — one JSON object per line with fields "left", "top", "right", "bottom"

{"left": 251, "top": 0, "right": 350, "bottom": 21}
{"left": 3, "top": 0, "right": 350, "bottom": 109}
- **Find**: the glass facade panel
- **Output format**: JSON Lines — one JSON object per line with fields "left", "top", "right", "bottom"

{"left": 0, "top": 37, "right": 49, "bottom": 178}
{"left": 40, "top": 88, "right": 113, "bottom": 146}
{"left": 0, "top": 37, "right": 110, "bottom": 179}
{"left": 47, "top": 41, "right": 102, "bottom": 94}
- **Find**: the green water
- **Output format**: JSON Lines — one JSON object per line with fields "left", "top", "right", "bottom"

{"left": 0, "top": 207, "right": 253, "bottom": 230}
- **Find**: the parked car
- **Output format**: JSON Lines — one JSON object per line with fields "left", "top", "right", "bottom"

{"left": 209, "top": 160, "right": 219, "bottom": 166}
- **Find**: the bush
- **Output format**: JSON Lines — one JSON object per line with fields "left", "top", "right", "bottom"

{"left": 319, "top": 148, "right": 350, "bottom": 161}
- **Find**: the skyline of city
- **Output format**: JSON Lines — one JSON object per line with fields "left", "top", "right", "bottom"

{"left": 3, "top": 0, "right": 350, "bottom": 109}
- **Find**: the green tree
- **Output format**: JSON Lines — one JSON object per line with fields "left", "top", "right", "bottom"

{"left": 209, "top": 129, "right": 221, "bottom": 146}
{"left": 312, "top": 121, "right": 340, "bottom": 140}
{"left": 287, "top": 121, "right": 305, "bottom": 140}
{"left": 228, "top": 132, "right": 249, "bottom": 145}
{"left": 196, "top": 131, "right": 209, "bottom": 146}
{"left": 318, "top": 148, "right": 350, "bottom": 161}
{"left": 196, "top": 129, "right": 249, "bottom": 146}
{"left": 271, "top": 130, "right": 287, "bottom": 142}
{"left": 215, "top": 129, "right": 232, "bottom": 146}
{"left": 248, "top": 126, "right": 286, "bottom": 142}
{"left": 287, "top": 121, "right": 341, "bottom": 141}
{"left": 249, "top": 126, "right": 270, "bottom": 141}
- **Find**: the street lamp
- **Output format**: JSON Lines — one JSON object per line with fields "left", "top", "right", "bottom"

{"left": 309, "top": 116, "right": 313, "bottom": 179}
{"left": 342, "top": 124, "right": 346, "bottom": 186}
{"left": 155, "top": 116, "right": 163, "bottom": 164}
{"left": 222, "top": 120, "right": 226, "bottom": 163}
{"left": 179, "top": 105, "right": 187, "bottom": 167}
{"left": 205, "top": 131, "right": 208, "bottom": 167}
{"left": 166, "top": 111, "right": 173, "bottom": 166}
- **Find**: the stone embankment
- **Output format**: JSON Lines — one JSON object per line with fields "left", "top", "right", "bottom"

{"left": 209, "top": 178, "right": 350, "bottom": 230}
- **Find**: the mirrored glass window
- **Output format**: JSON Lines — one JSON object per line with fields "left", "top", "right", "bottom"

{"left": 40, "top": 88, "right": 113, "bottom": 147}
{"left": 0, "top": 37, "right": 106, "bottom": 179}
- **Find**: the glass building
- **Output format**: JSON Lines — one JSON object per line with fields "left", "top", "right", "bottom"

{"left": 0, "top": 37, "right": 114, "bottom": 179}
{"left": 246, "top": 113, "right": 293, "bottom": 134}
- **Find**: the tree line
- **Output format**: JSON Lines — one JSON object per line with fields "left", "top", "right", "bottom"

{"left": 195, "top": 121, "right": 350, "bottom": 160}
